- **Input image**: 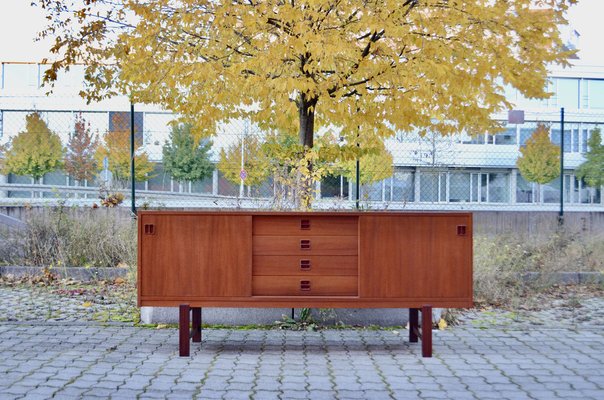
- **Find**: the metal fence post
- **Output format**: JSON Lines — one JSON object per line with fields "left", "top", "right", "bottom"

{"left": 559, "top": 107, "right": 564, "bottom": 225}
{"left": 130, "top": 102, "right": 136, "bottom": 216}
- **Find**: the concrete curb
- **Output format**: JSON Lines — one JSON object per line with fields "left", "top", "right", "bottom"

{"left": 521, "top": 271, "right": 604, "bottom": 285}
{"left": 0, "top": 266, "right": 129, "bottom": 281}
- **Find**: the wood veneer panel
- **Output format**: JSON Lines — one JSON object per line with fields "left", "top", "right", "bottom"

{"left": 253, "top": 235, "right": 358, "bottom": 256}
{"left": 140, "top": 214, "right": 252, "bottom": 298}
{"left": 253, "top": 255, "right": 358, "bottom": 276}
{"left": 139, "top": 297, "right": 472, "bottom": 308}
{"left": 359, "top": 215, "right": 472, "bottom": 300}
{"left": 253, "top": 216, "right": 358, "bottom": 236}
{"left": 253, "top": 276, "right": 358, "bottom": 296}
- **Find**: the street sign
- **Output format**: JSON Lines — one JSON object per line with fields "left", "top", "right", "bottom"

{"left": 508, "top": 110, "right": 525, "bottom": 124}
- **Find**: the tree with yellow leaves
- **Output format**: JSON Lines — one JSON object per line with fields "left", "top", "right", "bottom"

{"left": 95, "top": 123, "right": 155, "bottom": 189}
{"left": 218, "top": 135, "right": 270, "bottom": 194}
{"left": 517, "top": 124, "right": 560, "bottom": 203}
{"left": 39, "top": 0, "right": 574, "bottom": 146}
{"left": 3, "top": 112, "right": 64, "bottom": 184}
{"left": 341, "top": 140, "right": 393, "bottom": 186}
{"left": 38, "top": 0, "right": 575, "bottom": 206}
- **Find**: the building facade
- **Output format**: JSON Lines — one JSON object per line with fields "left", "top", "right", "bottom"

{"left": 0, "top": 61, "right": 603, "bottom": 210}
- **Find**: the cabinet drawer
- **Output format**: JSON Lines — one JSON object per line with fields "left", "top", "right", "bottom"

{"left": 253, "top": 216, "right": 357, "bottom": 236}
{"left": 253, "top": 236, "right": 358, "bottom": 255}
{"left": 253, "top": 256, "right": 358, "bottom": 276}
{"left": 253, "top": 276, "right": 358, "bottom": 296}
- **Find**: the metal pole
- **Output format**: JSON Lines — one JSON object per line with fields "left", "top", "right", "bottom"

{"left": 559, "top": 107, "right": 564, "bottom": 225}
{"left": 240, "top": 120, "right": 246, "bottom": 197}
{"left": 356, "top": 127, "right": 360, "bottom": 209}
{"left": 355, "top": 157, "right": 360, "bottom": 209}
{"left": 130, "top": 102, "right": 136, "bottom": 216}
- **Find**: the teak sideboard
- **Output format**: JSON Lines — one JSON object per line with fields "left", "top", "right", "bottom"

{"left": 138, "top": 211, "right": 473, "bottom": 357}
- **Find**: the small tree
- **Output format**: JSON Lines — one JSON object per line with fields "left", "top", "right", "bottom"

{"left": 163, "top": 124, "right": 214, "bottom": 192}
{"left": 3, "top": 112, "right": 64, "bottom": 186}
{"left": 64, "top": 114, "right": 99, "bottom": 184}
{"left": 340, "top": 140, "right": 393, "bottom": 186}
{"left": 95, "top": 130, "right": 155, "bottom": 189}
{"left": 517, "top": 124, "right": 560, "bottom": 203}
{"left": 575, "top": 127, "right": 604, "bottom": 201}
{"left": 218, "top": 135, "right": 269, "bottom": 195}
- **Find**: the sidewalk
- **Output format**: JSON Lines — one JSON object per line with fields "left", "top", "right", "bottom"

{"left": 1, "top": 285, "right": 603, "bottom": 399}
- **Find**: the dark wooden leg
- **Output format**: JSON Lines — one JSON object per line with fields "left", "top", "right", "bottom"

{"left": 179, "top": 304, "right": 190, "bottom": 357}
{"left": 421, "top": 305, "right": 432, "bottom": 358}
{"left": 192, "top": 307, "right": 202, "bottom": 343}
{"left": 409, "top": 308, "right": 419, "bottom": 343}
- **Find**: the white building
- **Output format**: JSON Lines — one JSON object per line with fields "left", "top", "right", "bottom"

{"left": 0, "top": 61, "right": 602, "bottom": 210}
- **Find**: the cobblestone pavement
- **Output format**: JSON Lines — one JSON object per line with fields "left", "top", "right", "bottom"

{"left": 1, "top": 286, "right": 603, "bottom": 399}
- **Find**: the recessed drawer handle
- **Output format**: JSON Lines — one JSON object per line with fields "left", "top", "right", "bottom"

{"left": 457, "top": 225, "right": 467, "bottom": 236}
{"left": 300, "top": 280, "right": 311, "bottom": 291}
{"left": 144, "top": 224, "right": 155, "bottom": 235}
{"left": 300, "top": 259, "right": 311, "bottom": 271}
{"left": 300, "top": 239, "right": 311, "bottom": 250}
{"left": 300, "top": 219, "right": 311, "bottom": 230}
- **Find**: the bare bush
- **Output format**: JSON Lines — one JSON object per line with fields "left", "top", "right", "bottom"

{"left": 0, "top": 204, "right": 136, "bottom": 269}
{"left": 474, "top": 228, "right": 604, "bottom": 305}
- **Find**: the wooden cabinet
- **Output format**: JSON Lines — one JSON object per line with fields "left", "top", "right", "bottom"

{"left": 139, "top": 214, "right": 252, "bottom": 298}
{"left": 138, "top": 211, "right": 472, "bottom": 308}
{"left": 138, "top": 211, "right": 472, "bottom": 357}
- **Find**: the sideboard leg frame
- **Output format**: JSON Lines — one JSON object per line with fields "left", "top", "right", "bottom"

{"left": 192, "top": 307, "right": 202, "bottom": 343}
{"left": 409, "top": 308, "right": 419, "bottom": 343}
{"left": 179, "top": 304, "right": 190, "bottom": 357}
{"left": 421, "top": 305, "right": 433, "bottom": 358}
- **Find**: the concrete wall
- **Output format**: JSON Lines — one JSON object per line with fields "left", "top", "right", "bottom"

{"left": 2, "top": 206, "right": 603, "bottom": 236}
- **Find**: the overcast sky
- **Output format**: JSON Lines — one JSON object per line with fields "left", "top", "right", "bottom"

{"left": 1, "top": 0, "right": 603, "bottom": 65}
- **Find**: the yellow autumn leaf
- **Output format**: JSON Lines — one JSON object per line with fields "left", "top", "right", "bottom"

{"left": 82, "top": 301, "right": 92, "bottom": 308}
{"left": 438, "top": 318, "right": 448, "bottom": 331}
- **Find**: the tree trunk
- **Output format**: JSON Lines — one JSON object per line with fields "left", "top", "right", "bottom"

{"left": 298, "top": 93, "right": 316, "bottom": 148}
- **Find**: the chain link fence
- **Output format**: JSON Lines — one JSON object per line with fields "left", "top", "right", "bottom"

{"left": 0, "top": 104, "right": 602, "bottom": 212}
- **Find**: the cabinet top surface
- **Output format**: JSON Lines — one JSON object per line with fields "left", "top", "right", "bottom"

{"left": 137, "top": 210, "right": 472, "bottom": 217}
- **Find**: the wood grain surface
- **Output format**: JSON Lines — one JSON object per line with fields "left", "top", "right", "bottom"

{"left": 253, "top": 235, "right": 358, "bottom": 255}
{"left": 252, "top": 255, "right": 358, "bottom": 276}
{"left": 252, "top": 276, "right": 358, "bottom": 296}
{"left": 253, "top": 216, "right": 358, "bottom": 236}
{"left": 359, "top": 214, "right": 472, "bottom": 300}
{"left": 139, "top": 214, "right": 252, "bottom": 298}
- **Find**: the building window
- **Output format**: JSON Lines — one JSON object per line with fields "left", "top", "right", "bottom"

{"left": 449, "top": 172, "right": 471, "bottom": 202}
{"left": 469, "top": 172, "right": 509, "bottom": 203}
{"left": 519, "top": 127, "right": 534, "bottom": 146}
{"left": 390, "top": 171, "right": 415, "bottom": 202}
{"left": 579, "top": 178, "right": 601, "bottom": 204}
{"left": 462, "top": 133, "right": 485, "bottom": 144}
{"left": 516, "top": 174, "right": 535, "bottom": 203}
{"left": 494, "top": 127, "right": 517, "bottom": 145}
{"left": 582, "top": 79, "right": 604, "bottom": 109}
{"left": 2, "top": 63, "right": 39, "bottom": 89}
{"left": 550, "top": 127, "right": 561, "bottom": 146}
{"left": 581, "top": 126, "right": 590, "bottom": 153}
{"left": 488, "top": 173, "right": 510, "bottom": 203}
{"left": 542, "top": 177, "right": 561, "bottom": 203}
{"left": 556, "top": 78, "right": 580, "bottom": 109}
{"left": 420, "top": 171, "right": 447, "bottom": 202}
{"left": 321, "top": 174, "right": 348, "bottom": 199}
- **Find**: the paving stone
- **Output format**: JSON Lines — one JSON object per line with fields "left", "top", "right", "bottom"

{"left": 2, "top": 286, "right": 604, "bottom": 400}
